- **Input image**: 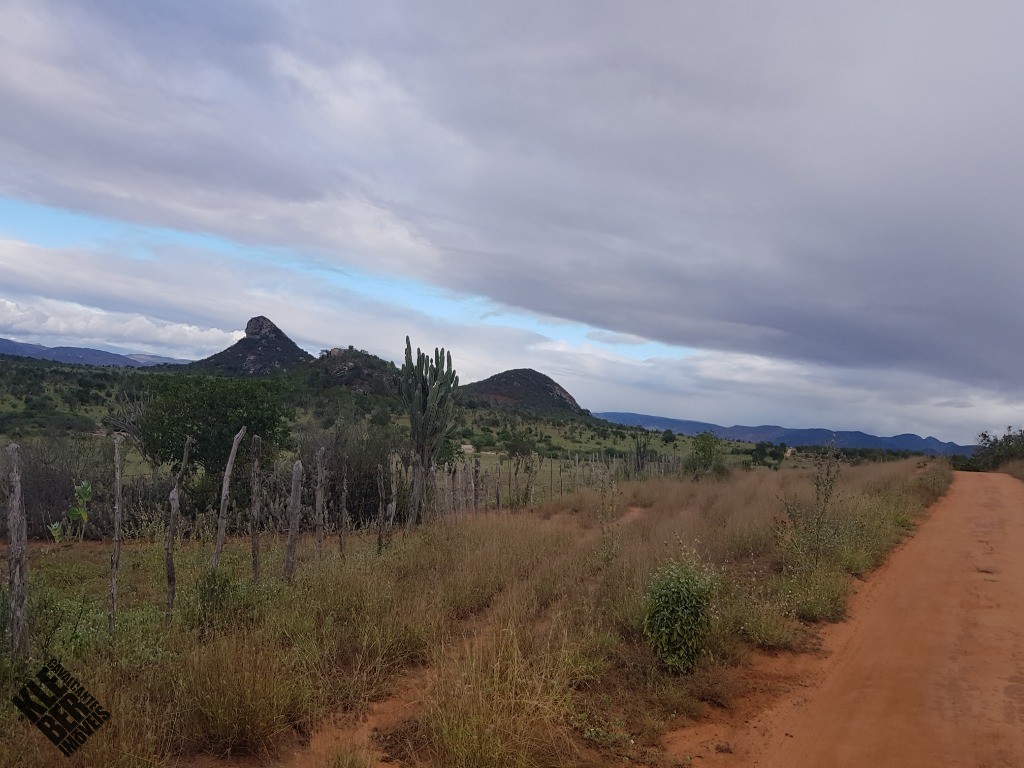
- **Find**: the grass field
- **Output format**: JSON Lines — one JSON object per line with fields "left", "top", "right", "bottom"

{"left": 0, "top": 458, "right": 950, "bottom": 767}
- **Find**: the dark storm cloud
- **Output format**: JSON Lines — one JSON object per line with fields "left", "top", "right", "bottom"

{"left": 3, "top": 0, "right": 1024, "bottom": 441}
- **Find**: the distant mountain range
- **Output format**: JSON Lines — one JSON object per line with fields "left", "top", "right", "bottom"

{"left": 595, "top": 412, "right": 973, "bottom": 456}
{"left": 0, "top": 337, "right": 187, "bottom": 367}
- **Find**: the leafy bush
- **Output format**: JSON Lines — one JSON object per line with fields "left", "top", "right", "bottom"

{"left": 643, "top": 560, "right": 718, "bottom": 673}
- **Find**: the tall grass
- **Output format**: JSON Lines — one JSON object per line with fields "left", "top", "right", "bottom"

{"left": 395, "top": 624, "right": 584, "bottom": 768}
{"left": 0, "top": 459, "right": 951, "bottom": 767}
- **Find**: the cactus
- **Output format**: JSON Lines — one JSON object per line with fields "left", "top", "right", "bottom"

{"left": 400, "top": 336, "right": 459, "bottom": 524}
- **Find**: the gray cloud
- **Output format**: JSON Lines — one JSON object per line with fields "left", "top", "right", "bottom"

{"left": 0, "top": 237, "right": 552, "bottom": 386}
{"left": 2, "top": 1, "right": 1023, "bottom": 444}
{"left": 3, "top": 232, "right": 1019, "bottom": 444}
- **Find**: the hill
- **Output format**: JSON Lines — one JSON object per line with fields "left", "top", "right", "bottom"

{"left": 309, "top": 346, "right": 399, "bottom": 396}
{"left": 0, "top": 337, "right": 185, "bottom": 367}
{"left": 595, "top": 412, "right": 972, "bottom": 456}
{"left": 186, "top": 316, "right": 314, "bottom": 376}
{"left": 461, "top": 368, "right": 588, "bottom": 419}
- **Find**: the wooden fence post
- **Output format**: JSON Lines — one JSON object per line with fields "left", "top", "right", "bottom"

{"left": 406, "top": 456, "right": 422, "bottom": 531}
{"left": 472, "top": 458, "right": 480, "bottom": 514}
{"left": 441, "top": 463, "right": 451, "bottom": 522}
{"left": 250, "top": 435, "right": 262, "bottom": 582}
{"left": 528, "top": 454, "right": 537, "bottom": 509}
{"left": 460, "top": 461, "right": 469, "bottom": 520}
{"left": 211, "top": 426, "right": 246, "bottom": 573}
{"left": 376, "top": 465, "right": 386, "bottom": 553}
{"left": 108, "top": 434, "right": 124, "bottom": 636}
{"left": 314, "top": 447, "right": 326, "bottom": 559}
{"left": 495, "top": 461, "right": 502, "bottom": 509}
{"left": 387, "top": 454, "right": 399, "bottom": 531}
{"left": 283, "top": 460, "right": 302, "bottom": 581}
{"left": 453, "top": 463, "right": 460, "bottom": 520}
{"left": 166, "top": 437, "right": 192, "bottom": 625}
{"left": 6, "top": 443, "right": 28, "bottom": 663}
{"left": 430, "top": 465, "right": 440, "bottom": 521}
{"left": 338, "top": 463, "right": 348, "bottom": 558}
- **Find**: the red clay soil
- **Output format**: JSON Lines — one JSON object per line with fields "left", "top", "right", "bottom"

{"left": 664, "top": 471, "right": 1024, "bottom": 767}
{"left": 282, "top": 669, "right": 426, "bottom": 768}
{"left": 187, "top": 669, "right": 427, "bottom": 768}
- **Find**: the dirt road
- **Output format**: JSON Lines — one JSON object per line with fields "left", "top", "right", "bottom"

{"left": 666, "top": 471, "right": 1024, "bottom": 767}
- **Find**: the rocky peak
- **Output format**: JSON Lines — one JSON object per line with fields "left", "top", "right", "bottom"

{"left": 245, "top": 316, "right": 282, "bottom": 339}
{"left": 188, "top": 316, "right": 314, "bottom": 376}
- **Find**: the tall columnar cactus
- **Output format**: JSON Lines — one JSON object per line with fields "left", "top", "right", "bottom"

{"left": 400, "top": 336, "right": 459, "bottom": 525}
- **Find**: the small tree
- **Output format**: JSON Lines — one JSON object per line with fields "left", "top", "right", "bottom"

{"left": 399, "top": 337, "right": 458, "bottom": 525}
{"left": 68, "top": 480, "right": 93, "bottom": 541}
{"left": 136, "top": 375, "right": 288, "bottom": 480}
{"left": 776, "top": 444, "right": 842, "bottom": 570}
{"left": 687, "top": 431, "right": 724, "bottom": 478}
{"left": 504, "top": 429, "right": 536, "bottom": 459}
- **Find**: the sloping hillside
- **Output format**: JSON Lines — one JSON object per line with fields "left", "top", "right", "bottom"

{"left": 461, "top": 368, "right": 587, "bottom": 419}
{"left": 309, "top": 345, "right": 399, "bottom": 396}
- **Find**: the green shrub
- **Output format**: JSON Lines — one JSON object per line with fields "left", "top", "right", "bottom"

{"left": 643, "top": 560, "right": 718, "bottom": 672}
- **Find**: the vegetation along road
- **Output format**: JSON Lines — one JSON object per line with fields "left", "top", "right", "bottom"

{"left": 667, "top": 471, "right": 1024, "bottom": 767}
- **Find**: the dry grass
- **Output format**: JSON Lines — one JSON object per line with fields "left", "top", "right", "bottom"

{"left": 171, "top": 630, "right": 313, "bottom": 756}
{"left": 327, "top": 746, "right": 374, "bottom": 768}
{"left": 0, "top": 458, "right": 951, "bottom": 767}
{"left": 394, "top": 624, "right": 585, "bottom": 768}
{"left": 999, "top": 459, "right": 1024, "bottom": 483}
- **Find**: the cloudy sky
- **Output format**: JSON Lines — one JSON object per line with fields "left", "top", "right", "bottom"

{"left": 1, "top": 1, "right": 1022, "bottom": 445}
